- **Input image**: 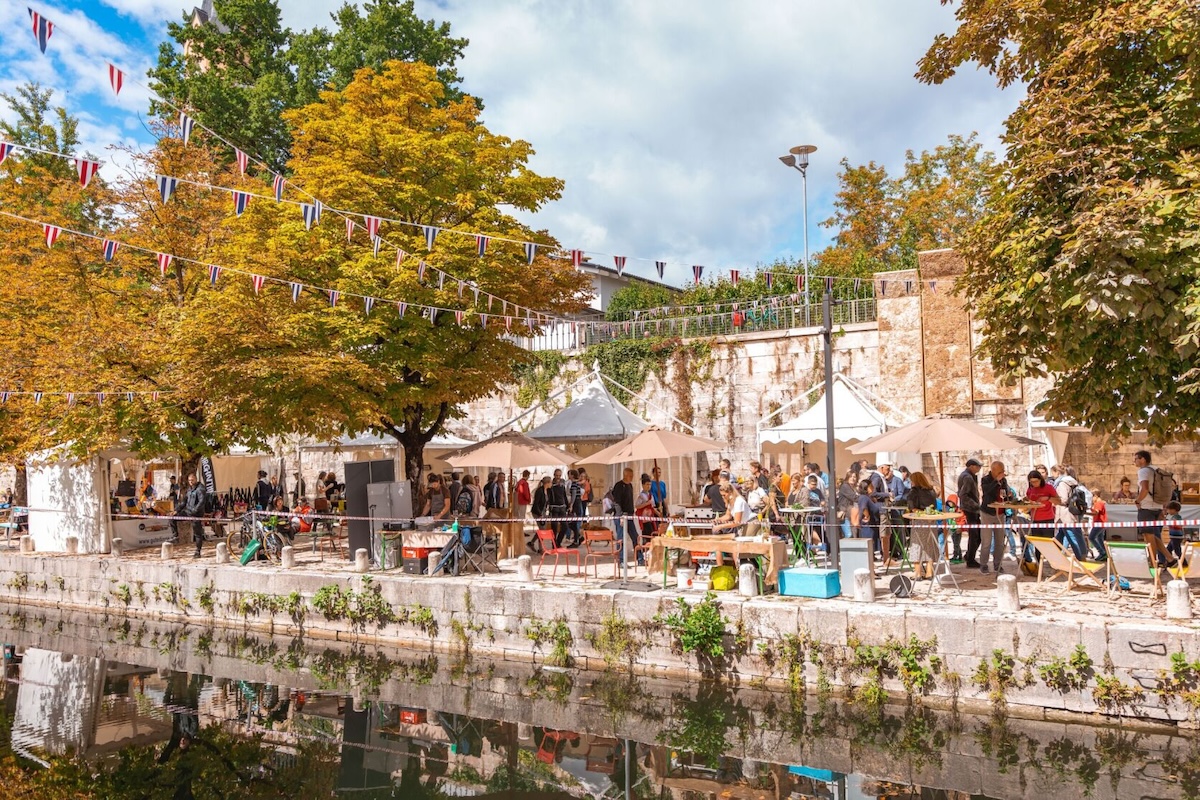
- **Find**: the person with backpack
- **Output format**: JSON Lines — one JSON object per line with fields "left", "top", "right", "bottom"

{"left": 483, "top": 473, "right": 498, "bottom": 509}
{"left": 1054, "top": 467, "right": 1088, "bottom": 560}
{"left": 547, "top": 475, "right": 570, "bottom": 547}
{"left": 1135, "top": 450, "right": 1177, "bottom": 567}
{"left": 454, "top": 474, "right": 482, "bottom": 519}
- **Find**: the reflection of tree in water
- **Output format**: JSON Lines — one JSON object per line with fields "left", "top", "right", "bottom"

{"left": 657, "top": 681, "right": 751, "bottom": 772}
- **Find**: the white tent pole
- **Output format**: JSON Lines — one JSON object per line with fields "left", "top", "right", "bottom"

{"left": 758, "top": 380, "right": 827, "bottom": 430}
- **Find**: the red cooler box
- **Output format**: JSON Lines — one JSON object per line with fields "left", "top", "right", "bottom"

{"left": 402, "top": 547, "right": 432, "bottom": 575}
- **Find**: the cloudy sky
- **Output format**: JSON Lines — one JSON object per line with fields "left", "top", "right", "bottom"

{"left": 1, "top": 1, "right": 1020, "bottom": 287}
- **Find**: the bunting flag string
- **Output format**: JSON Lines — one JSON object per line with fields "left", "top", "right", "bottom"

{"left": 0, "top": 389, "right": 171, "bottom": 406}
{"left": 107, "top": 64, "right": 123, "bottom": 96}
{"left": 178, "top": 111, "right": 195, "bottom": 146}
{"left": 0, "top": 142, "right": 12, "bottom": 164}
{"left": 75, "top": 158, "right": 101, "bottom": 188}
{"left": 28, "top": 7, "right": 53, "bottom": 54}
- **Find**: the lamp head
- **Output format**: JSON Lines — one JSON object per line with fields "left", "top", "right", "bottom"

{"left": 788, "top": 144, "right": 817, "bottom": 168}
{"left": 778, "top": 154, "right": 797, "bottom": 168}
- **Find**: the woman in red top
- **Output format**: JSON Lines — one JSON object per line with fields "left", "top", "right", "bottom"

{"left": 1024, "top": 470, "right": 1058, "bottom": 536}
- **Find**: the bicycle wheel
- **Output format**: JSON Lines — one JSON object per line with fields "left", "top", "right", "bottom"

{"left": 227, "top": 526, "right": 251, "bottom": 558}
{"left": 262, "top": 532, "right": 285, "bottom": 563}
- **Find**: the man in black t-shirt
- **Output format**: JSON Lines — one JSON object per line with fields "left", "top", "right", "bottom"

{"left": 611, "top": 467, "right": 636, "bottom": 564}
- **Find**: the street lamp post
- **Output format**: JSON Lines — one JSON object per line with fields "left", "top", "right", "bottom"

{"left": 779, "top": 144, "right": 839, "bottom": 568}
{"left": 779, "top": 144, "right": 817, "bottom": 316}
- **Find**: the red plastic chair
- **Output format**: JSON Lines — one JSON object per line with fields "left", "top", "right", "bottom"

{"left": 582, "top": 528, "right": 619, "bottom": 579}
{"left": 535, "top": 529, "right": 580, "bottom": 578}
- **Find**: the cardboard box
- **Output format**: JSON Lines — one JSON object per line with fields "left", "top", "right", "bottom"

{"left": 778, "top": 567, "right": 840, "bottom": 598}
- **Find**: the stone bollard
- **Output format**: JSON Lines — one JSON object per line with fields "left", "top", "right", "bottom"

{"left": 110, "top": 538, "right": 123, "bottom": 557}
{"left": 160, "top": 542, "right": 173, "bottom": 560}
{"left": 354, "top": 548, "right": 369, "bottom": 573}
{"left": 19, "top": 535, "right": 33, "bottom": 554}
{"left": 516, "top": 554, "right": 534, "bottom": 582}
{"left": 215, "top": 541, "right": 229, "bottom": 564}
{"left": 738, "top": 563, "right": 759, "bottom": 597}
{"left": 853, "top": 568, "right": 875, "bottom": 602}
{"left": 64, "top": 536, "right": 79, "bottom": 555}
{"left": 280, "top": 546, "right": 295, "bottom": 569}
{"left": 1167, "top": 579, "right": 1192, "bottom": 620}
{"left": 997, "top": 574, "right": 1020, "bottom": 612}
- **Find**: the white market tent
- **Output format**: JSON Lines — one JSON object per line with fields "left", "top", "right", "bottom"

{"left": 757, "top": 374, "right": 904, "bottom": 475}
{"left": 525, "top": 376, "right": 649, "bottom": 443}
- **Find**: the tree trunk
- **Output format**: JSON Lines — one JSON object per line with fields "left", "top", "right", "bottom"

{"left": 14, "top": 463, "right": 27, "bottom": 507}
{"left": 379, "top": 403, "right": 451, "bottom": 512}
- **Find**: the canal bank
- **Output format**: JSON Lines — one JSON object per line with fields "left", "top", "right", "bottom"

{"left": 3, "top": 549, "right": 1200, "bottom": 725}
{"left": 0, "top": 605, "right": 1195, "bottom": 800}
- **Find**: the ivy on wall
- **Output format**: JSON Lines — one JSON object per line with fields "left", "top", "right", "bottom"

{"left": 585, "top": 337, "right": 712, "bottom": 412}
{"left": 510, "top": 351, "right": 567, "bottom": 408}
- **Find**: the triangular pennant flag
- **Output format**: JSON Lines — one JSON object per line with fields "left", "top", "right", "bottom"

{"left": 454, "top": 309, "right": 464, "bottom": 325}
{"left": 301, "top": 203, "right": 318, "bottom": 230}
{"left": 235, "top": 149, "right": 248, "bottom": 175}
{"left": 208, "top": 264, "right": 221, "bottom": 285}
{"left": 95, "top": 392, "right": 104, "bottom": 406}
{"left": 437, "top": 271, "right": 445, "bottom": 289}
{"left": 457, "top": 280, "right": 465, "bottom": 298}
{"left": 879, "top": 280, "right": 887, "bottom": 296}
{"left": 151, "top": 391, "right": 159, "bottom": 401}
{"left": 108, "top": 64, "right": 123, "bottom": 96}
{"left": 102, "top": 239, "right": 119, "bottom": 262}
{"left": 929, "top": 280, "right": 937, "bottom": 293}
{"left": 314, "top": 201, "right": 323, "bottom": 224}
{"left": 33, "top": 391, "right": 43, "bottom": 404}
{"left": 397, "top": 301, "right": 407, "bottom": 318}
{"left": 853, "top": 277, "right": 862, "bottom": 292}
{"left": 273, "top": 173, "right": 284, "bottom": 202}
{"left": 655, "top": 260, "right": 665, "bottom": 279}
{"left": 251, "top": 274, "right": 265, "bottom": 294}
{"left": 692, "top": 265, "right": 704, "bottom": 285}
{"left": 28, "top": 8, "right": 53, "bottom": 54}
{"left": 472, "top": 285, "right": 479, "bottom": 302}
{"left": 423, "top": 225, "right": 438, "bottom": 250}
{"left": 66, "top": 392, "right": 75, "bottom": 408}
{"left": 372, "top": 236, "right": 382, "bottom": 258}
{"left": 43, "top": 224, "right": 62, "bottom": 248}
{"left": 475, "top": 234, "right": 489, "bottom": 257}
{"left": 825, "top": 276, "right": 834, "bottom": 292}
{"left": 427, "top": 307, "right": 437, "bottom": 322}
{"left": 364, "top": 296, "right": 374, "bottom": 315}
{"left": 614, "top": 256, "right": 626, "bottom": 276}
{"left": 505, "top": 316, "right": 512, "bottom": 331}
{"left": 345, "top": 217, "right": 355, "bottom": 243}
{"left": 125, "top": 392, "right": 134, "bottom": 402}
{"left": 730, "top": 269, "right": 739, "bottom": 286}
{"left": 417, "top": 261, "right": 427, "bottom": 281}
{"left": 395, "top": 249, "right": 407, "bottom": 268}
{"left": 524, "top": 242, "right": 537, "bottom": 264}
{"left": 291, "top": 282, "right": 302, "bottom": 302}
{"left": 328, "top": 289, "right": 339, "bottom": 307}
{"left": 796, "top": 274, "right": 805, "bottom": 292}
{"left": 232, "top": 190, "right": 250, "bottom": 216}
{"left": 75, "top": 158, "right": 100, "bottom": 188}
{"left": 157, "top": 175, "right": 177, "bottom": 204}
{"left": 156, "top": 252, "right": 173, "bottom": 275}
{"left": 570, "top": 249, "right": 583, "bottom": 268}
{"left": 479, "top": 313, "right": 488, "bottom": 328}
{"left": 0, "top": 142, "right": 12, "bottom": 164}
{"left": 905, "top": 280, "right": 914, "bottom": 294}
{"left": 364, "top": 216, "right": 381, "bottom": 239}
{"left": 178, "top": 111, "right": 195, "bottom": 145}
{"left": 764, "top": 272, "right": 774, "bottom": 290}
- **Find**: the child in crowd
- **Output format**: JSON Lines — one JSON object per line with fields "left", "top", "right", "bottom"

{"left": 1165, "top": 501, "right": 1186, "bottom": 559}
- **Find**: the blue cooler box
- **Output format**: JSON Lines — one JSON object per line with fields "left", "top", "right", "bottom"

{"left": 779, "top": 567, "right": 840, "bottom": 598}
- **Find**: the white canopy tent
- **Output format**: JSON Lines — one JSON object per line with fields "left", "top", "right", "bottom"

{"left": 757, "top": 374, "right": 907, "bottom": 476}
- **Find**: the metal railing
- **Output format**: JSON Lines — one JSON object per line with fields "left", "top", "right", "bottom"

{"left": 519, "top": 297, "right": 878, "bottom": 352}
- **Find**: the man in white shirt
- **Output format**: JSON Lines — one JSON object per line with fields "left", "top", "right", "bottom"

{"left": 1135, "top": 449, "right": 1174, "bottom": 566}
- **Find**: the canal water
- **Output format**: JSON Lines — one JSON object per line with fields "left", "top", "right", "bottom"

{"left": 0, "top": 608, "right": 1196, "bottom": 799}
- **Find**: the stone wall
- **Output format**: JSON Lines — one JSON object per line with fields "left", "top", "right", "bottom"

{"left": 2, "top": 553, "right": 1200, "bottom": 725}
{"left": 0, "top": 605, "right": 1190, "bottom": 800}
{"left": 1064, "top": 432, "right": 1200, "bottom": 500}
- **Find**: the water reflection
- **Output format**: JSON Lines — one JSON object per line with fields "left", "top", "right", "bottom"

{"left": 0, "top": 618, "right": 1196, "bottom": 799}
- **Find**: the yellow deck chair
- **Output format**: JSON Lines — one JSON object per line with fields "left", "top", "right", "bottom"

{"left": 1027, "top": 535, "right": 1108, "bottom": 593}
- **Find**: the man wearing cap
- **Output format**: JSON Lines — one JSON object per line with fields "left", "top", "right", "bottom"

{"left": 957, "top": 458, "right": 984, "bottom": 567}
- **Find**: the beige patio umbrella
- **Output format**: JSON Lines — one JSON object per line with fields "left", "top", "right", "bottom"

{"left": 848, "top": 414, "right": 1039, "bottom": 496}
{"left": 581, "top": 426, "right": 726, "bottom": 465}
{"left": 443, "top": 431, "right": 574, "bottom": 470}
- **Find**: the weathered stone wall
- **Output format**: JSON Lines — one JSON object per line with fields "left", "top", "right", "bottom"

{"left": 2, "top": 553, "right": 1200, "bottom": 725}
{"left": 874, "top": 269, "right": 925, "bottom": 421}
{"left": 1064, "top": 433, "right": 1199, "bottom": 500}
{"left": 0, "top": 605, "right": 1190, "bottom": 800}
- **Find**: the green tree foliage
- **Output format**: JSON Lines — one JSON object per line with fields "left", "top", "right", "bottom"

{"left": 149, "top": 0, "right": 470, "bottom": 170}
{"left": 917, "top": 0, "right": 1200, "bottom": 441}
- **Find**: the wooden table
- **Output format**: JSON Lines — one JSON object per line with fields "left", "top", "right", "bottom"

{"left": 647, "top": 535, "right": 788, "bottom": 591}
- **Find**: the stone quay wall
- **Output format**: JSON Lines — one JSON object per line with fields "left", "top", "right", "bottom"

{"left": 0, "top": 606, "right": 1191, "bottom": 800}
{"left": 2, "top": 553, "right": 1200, "bottom": 727}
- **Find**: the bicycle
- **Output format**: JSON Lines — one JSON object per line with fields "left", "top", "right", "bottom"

{"left": 227, "top": 513, "right": 287, "bottom": 563}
